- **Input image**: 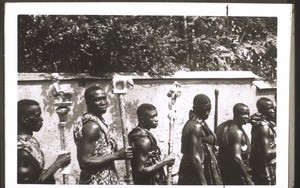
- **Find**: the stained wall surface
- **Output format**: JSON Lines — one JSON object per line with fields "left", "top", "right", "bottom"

{"left": 17, "top": 72, "right": 276, "bottom": 184}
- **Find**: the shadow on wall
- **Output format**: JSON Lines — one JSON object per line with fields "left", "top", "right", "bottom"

{"left": 106, "top": 87, "right": 140, "bottom": 182}
{"left": 39, "top": 81, "right": 141, "bottom": 183}
{"left": 19, "top": 72, "right": 276, "bottom": 184}
{"left": 41, "top": 82, "right": 86, "bottom": 132}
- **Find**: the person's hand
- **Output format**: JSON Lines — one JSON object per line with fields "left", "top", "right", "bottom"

{"left": 163, "top": 153, "right": 175, "bottom": 165}
{"left": 115, "top": 146, "right": 133, "bottom": 160}
{"left": 54, "top": 151, "right": 71, "bottom": 168}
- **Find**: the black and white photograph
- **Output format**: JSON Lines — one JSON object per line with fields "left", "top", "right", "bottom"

{"left": 4, "top": 2, "right": 293, "bottom": 188}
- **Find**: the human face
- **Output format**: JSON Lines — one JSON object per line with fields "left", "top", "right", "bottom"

{"left": 143, "top": 109, "right": 158, "bottom": 130}
{"left": 261, "top": 101, "right": 276, "bottom": 119}
{"left": 88, "top": 89, "right": 108, "bottom": 115}
{"left": 236, "top": 106, "right": 250, "bottom": 125}
{"left": 198, "top": 103, "right": 211, "bottom": 120}
{"left": 25, "top": 105, "right": 43, "bottom": 132}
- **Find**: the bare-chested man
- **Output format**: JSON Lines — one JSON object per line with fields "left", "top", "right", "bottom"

{"left": 216, "top": 103, "right": 254, "bottom": 185}
{"left": 128, "top": 103, "right": 175, "bottom": 185}
{"left": 178, "top": 94, "right": 222, "bottom": 185}
{"left": 73, "top": 85, "right": 133, "bottom": 184}
{"left": 250, "top": 97, "right": 276, "bottom": 185}
{"left": 18, "top": 99, "right": 71, "bottom": 184}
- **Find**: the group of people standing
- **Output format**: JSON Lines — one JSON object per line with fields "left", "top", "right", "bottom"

{"left": 178, "top": 94, "right": 276, "bottom": 186}
{"left": 17, "top": 85, "right": 276, "bottom": 185}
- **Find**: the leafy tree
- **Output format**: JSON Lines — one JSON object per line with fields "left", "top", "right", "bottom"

{"left": 18, "top": 15, "right": 277, "bottom": 80}
{"left": 186, "top": 16, "right": 277, "bottom": 80}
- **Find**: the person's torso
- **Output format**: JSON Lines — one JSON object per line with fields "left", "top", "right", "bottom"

{"left": 18, "top": 134, "right": 45, "bottom": 170}
{"left": 251, "top": 120, "right": 276, "bottom": 167}
{"left": 74, "top": 113, "right": 117, "bottom": 158}
{"left": 181, "top": 120, "right": 209, "bottom": 157}
{"left": 218, "top": 121, "right": 251, "bottom": 164}
{"left": 129, "top": 127, "right": 165, "bottom": 185}
{"left": 129, "top": 127, "right": 162, "bottom": 165}
{"left": 251, "top": 120, "right": 276, "bottom": 153}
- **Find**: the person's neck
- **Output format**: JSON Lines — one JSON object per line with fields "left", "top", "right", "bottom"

{"left": 232, "top": 118, "right": 244, "bottom": 129}
{"left": 138, "top": 123, "right": 150, "bottom": 131}
{"left": 264, "top": 115, "right": 274, "bottom": 123}
{"left": 266, "top": 116, "right": 276, "bottom": 126}
{"left": 189, "top": 110, "right": 203, "bottom": 121}
{"left": 18, "top": 128, "right": 33, "bottom": 136}
{"left": 88, "top": 110, "right": 103, "bottom": 119}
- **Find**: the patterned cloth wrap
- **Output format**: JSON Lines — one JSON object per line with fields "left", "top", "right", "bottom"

{"left": 128, "top": 127, "right": 166, "bottom": 185}
{"left": 216, "top": 119, "right": 252, "bottom": 185}
{"left": 250, "top": 112, "right": 276, "bottom": 185}
{"left": 178, "top": 110, "right": 222, "bottom": 185}
{"left": 73, "top": 113, "right": 119, "bottom": 185}
{"left": 17, "top": 134, "right": 45, "bottom": 171}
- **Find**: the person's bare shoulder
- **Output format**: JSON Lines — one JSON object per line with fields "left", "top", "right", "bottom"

{"left": 226, "top": 124, "right": 243, "bottom": 142}
{"left": 255, "top": 123, "right": 271, "bottom": 137}
{"left": 133, "top": 136, "right": 151, "bottom": 155}
{"left": 184, "top": 120, "right": 203, "bottom": 137}
{"left": 81, "top": 120, "right": 101, "bottom": 142}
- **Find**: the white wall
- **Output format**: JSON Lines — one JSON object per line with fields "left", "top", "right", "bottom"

{"left": 17, "top": 72, "right": 276, "bottom": 184}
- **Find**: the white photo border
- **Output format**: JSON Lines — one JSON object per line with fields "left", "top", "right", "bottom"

{"left": 5, "top": 2, "right": 293, "bottom": 188}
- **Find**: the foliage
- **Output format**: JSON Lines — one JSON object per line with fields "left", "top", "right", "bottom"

{"left": 18, "top": 15, "right": 277, "bottom": 80}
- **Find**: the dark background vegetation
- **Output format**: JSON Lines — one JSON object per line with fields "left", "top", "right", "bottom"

{"left": 18, "top": 15, "right": 277, "bottom": 81}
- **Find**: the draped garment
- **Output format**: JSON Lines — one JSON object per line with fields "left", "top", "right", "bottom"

{"left": 250, "top": 113, "right": 276, "bottom": 185}
{"left": 74, "top": 113, "right": 119, "bottom": 185}
{"left": 178, "top": 110, "right": 222, "bottom": 185}
{"left": 216, "top": 120, "right": 252, "bottom": 185}
{"left": 128, "top": 127, "right": 166, "bottom": 185}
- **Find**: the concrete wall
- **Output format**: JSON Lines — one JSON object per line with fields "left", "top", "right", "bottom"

{"left": 17, "top": 72, "right": 276, "bottom": 184}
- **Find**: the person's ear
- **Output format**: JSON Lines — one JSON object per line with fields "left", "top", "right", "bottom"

{"left": 22, "top": 115, "right": 29, "bottom": 124}
{"left": 140, "top": 116, "right": 145, "bottom": 123}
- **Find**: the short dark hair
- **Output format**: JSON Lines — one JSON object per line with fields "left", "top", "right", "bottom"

{"left": 84, "top": 85, "right": 104, "bottom": 104}
{"left": 193, "top": 94, "right": 211, "bottom": 110}
{"left": 137, "top": 103, "right": 156, "bottom": 120}
{"left": 18, "top": 99, "right": 39, "bottom": 125}
{"left": 256, "top": 97, "right": 272, "bottom": 112}
{"left": 233, "top": 103, "right": 248, "bottom": 115}
{"left": 193, "top": 94, "right": 210, "bottom": 105}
